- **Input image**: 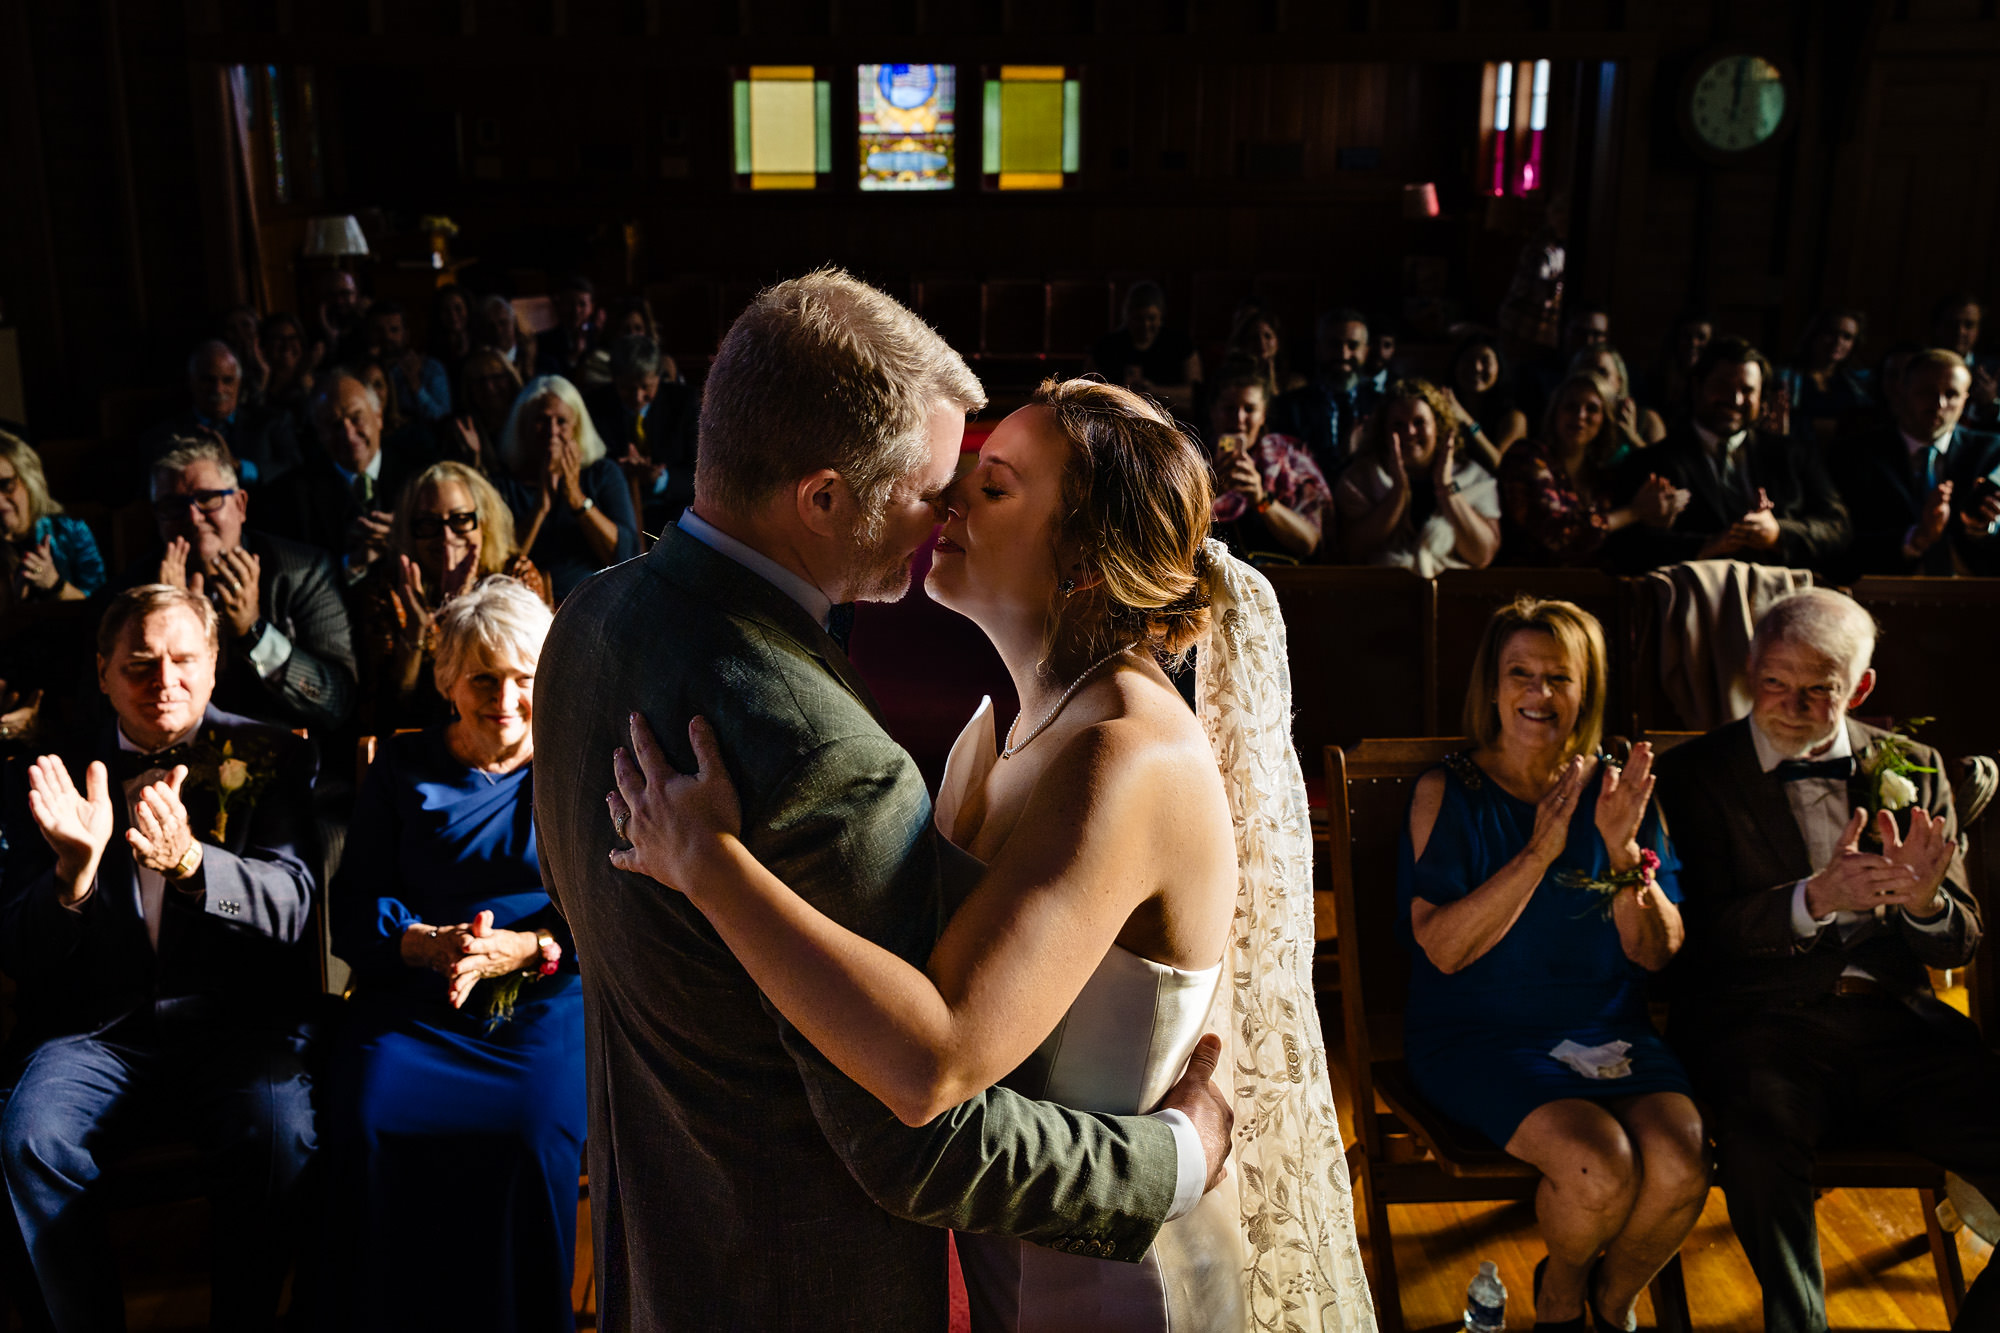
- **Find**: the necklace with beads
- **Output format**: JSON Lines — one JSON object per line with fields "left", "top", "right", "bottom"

{"left": 1002, "top": 644, "right": 1136, "bottom": 760}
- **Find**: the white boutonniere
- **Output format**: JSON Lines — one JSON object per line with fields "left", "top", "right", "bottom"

{"left": 1860, "top": 718, "right": 1935, "bottom": 816}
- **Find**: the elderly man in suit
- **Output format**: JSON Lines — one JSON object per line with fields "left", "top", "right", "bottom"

{"left": 144, "top": 437, "right": 356, "bottom": 738}
{"left": 1831, "top": 348, "right": 2000, "bottom": 579}
{"left": 138, "top": 341, "right": 301, "bottom": 492}
{"left": 1655, "top": 588, "right": 2000, "bottom": 1333}
{"left": 257, "top": 368, "right": 428, "bottom": 585}
{"left": 0, "top": 584, "right": 319, "bottom": 1331}
{"left": 534, "top": 269, "right": 1230, "bottom": 1331}
{"left": 1609, "top": 337, "right": 1852, "bottom": 575}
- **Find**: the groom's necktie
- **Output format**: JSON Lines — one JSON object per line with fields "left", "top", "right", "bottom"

{"left": 825, "top": 603, "right": 856, "bottom": 654}
{"left": 1774, "top": 755, "right": 1856, "bottom": 782}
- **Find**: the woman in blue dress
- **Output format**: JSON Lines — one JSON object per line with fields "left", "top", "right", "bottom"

{"left": 0, "top": 432, "right": 105, "bottom": 604}
{"left": 1399, "top": 596, "right": 1707, "bottom": 1332}
{"left": 324, "top": 575, "right": 584, "bottom": 1332}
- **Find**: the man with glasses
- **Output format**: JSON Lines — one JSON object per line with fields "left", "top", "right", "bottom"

{"left": 139, "top": 438, "right": 356, "bottom": 738}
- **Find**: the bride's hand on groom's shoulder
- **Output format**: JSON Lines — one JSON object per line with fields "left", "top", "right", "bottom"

{"left": 1158, "top": 1033, "right": 1235, "bottom": 1193}
{"left": 607, "top": 713, "right": 742, "bottom": 897}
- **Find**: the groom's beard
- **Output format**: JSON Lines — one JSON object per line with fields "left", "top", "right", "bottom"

{"left": 845, "top": 519, "right": 920, "bottom": 604}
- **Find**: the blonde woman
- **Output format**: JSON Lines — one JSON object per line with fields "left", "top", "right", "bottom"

{"left": 354, "top": 461, "right": 550, "bottom": 732}
{"left": 1400, "top": 597, "right": 1704, "bottom": 1329}
{"left": 494, "top": 375, "right": 639, "bottom": 600}
{"left": 0, "top": 433, "right": 103, "bottom": 605}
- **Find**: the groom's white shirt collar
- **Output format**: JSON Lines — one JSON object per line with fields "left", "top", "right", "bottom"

{"left": 678, "top": 509, "right": 834, "bottom": 632}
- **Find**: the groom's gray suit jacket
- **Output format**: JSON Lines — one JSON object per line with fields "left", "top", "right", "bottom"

{"left": 534, "top": 527, "right": 1180, "bottom": 1332}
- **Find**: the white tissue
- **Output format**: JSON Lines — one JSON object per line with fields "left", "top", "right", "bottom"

{"left": 1549, "top": 1039, "right": 1634, "bottom": 1080}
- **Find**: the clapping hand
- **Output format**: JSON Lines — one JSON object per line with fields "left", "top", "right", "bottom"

{"left": 1961, "top": 483, "right": 2000, "bottom": 534}
{"left": 1631, "top": 474, "right": 1689, "bottom": 529}
{"left": 1594, "top": 743, "right": 1655, "bottom": 876}
{"left": 618, "top": 443, "right": 665, "bottom": 488}
{"left": 210, "top": 547, "right": 262, "bottom": 640}
{"left": 1215, "top": 438, "right": 1264, "bottom": 506}
{"left": 159, "top": 537, "right": 198, "bottom": 594}
{"left": 16, "top": 538, "right": 59, "bottom": 594}
{"left": 347, "top": 510, "right": 394, "bottom": 571}
{"left": 0, "top": 679, "right": 41, "bottom": 742}
{"left": 1912, "top": 481, "right": 1955, "bottom": 554}
{"left": 1876, "top": 806, "right": 1957, "bottom": 919}
{"left": 1803, "top": 808, "right": 1923, "bottom": 918}
{"left": 451, "top": 416, "right": 484, "bottom": 464}
{"left": 607, "top": 714, "right": 743, "bottom": 898}
{"left": 1526, "top": 755, "right": 1589, "bottom": 869}
{"left": 389, "top": 556, "right": 437, "bottom": 655}
{"left": 541, "top": 439, "right": 586, "bottom": 512}
{"left": 25, "top": 755, "right": 114, "bottom": 904}
{"left": 1727, "top": 489, "right": 1781, "bottom": 551}
{"left": 1974, "top": 363, "right": 1999, "bottom": 410}
{"left": 125, "top": 765, "right": 195, "bottom": 875}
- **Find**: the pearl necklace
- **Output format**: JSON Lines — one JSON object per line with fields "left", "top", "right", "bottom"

{"left": 1002, "top": 644, "right": 1135, "bottom": 760}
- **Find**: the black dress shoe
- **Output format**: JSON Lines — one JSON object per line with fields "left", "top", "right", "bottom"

{"left": 1531, "top": 1255, "right": 1589, "bottom": 1332}
{"left": 1587, "top": 1263, "right": 1635, "bottom": 1333}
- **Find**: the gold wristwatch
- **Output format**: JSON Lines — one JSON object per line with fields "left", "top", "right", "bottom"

{"left": 166, "top": 841, "right": 203, "bottom": 883}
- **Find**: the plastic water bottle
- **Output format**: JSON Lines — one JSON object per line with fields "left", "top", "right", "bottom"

{"left": 1464, "top": 1259, "right": 1506, "bottom": 1331}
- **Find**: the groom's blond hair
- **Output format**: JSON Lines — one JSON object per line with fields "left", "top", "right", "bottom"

{"left": 697, "top": 269, "right": 986, "bottom": 538}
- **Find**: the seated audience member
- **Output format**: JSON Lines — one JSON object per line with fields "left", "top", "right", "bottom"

{"left": 493, "top": 376, "right": 639, "bottom": 602}
{"left": 352, "top": 461, "right": 549, "bottom": 733}
{"left": 1269, "top": 308, "right": 1381, "bottom": 480}
{"left": 1518, "top": 303, "right": 1613, "bottom": 424}
{"left": 583, "top": 335, "right": 697, "bottom": 535}
{"left": 1084, "top": 281, "right": 1201, "bottom": 416}
{"left": 1226, "top": 307, "right": 1307, "bottom": 400}
{"left": 1775, "top": 309, "right": 1873, "bottom": 446}
{"left": 572, "top": 295, "right": 675, "bottom": 391}
{"left": 1205, "top": 367, "right": 1330, "bottom": 562}
{"left": 360, "top": 300, "right": 451, "bottom": 424}
{"left": 1367, "top": 321, "right": 1398, "bottom": 392}
{"left": 1830, "top": 349, "right": 2000, "bottom": 579}
{"left": 430, "top": 285, "right": 473, "bottom": 385}
{"left": 1932, "top": 291, "right": 1998, "bottom": 428}
{"left": 322, "top": 576, "right": 582, "bottom": 1331}
{"left": 260, "top": 312, "right": 318, "bottom": 434}
{"left": 1400, "top": 597, "right": 1703, "bottom": 1330}
{"left": 534, "top": 274, "right": 599, "bottom": 383}
{"left": 148, "top": 438, "right": 357, "bottom": 736}
{"left": 0, "top": 584, "right": 318, "bottom": 1331}
{"left": 1637, "top": 309, "right": 1715, "bottom": 428}
{"left": 447, "top": 347, "right": 523, "bottom": 477}
{"left": 1448, "top": 333, "right": 1530, "bottom": 469}
{"left": 218, "top": 305, "right": 268, "bottom": 408}
{"left": 313, "top": 268, "right": 368, "bottom": 364}
{"left": 1501, "top": 373, "right": 1685, "bottom": 568}
{"left": 0, "top": 433, "right": 104, "bottom": 604}
{"left": 1571, "top": 345, "right": 1666, "bottom": 448}
{"left": 141, "top": 340, "right": 300, "bottom": 488}
{"left": 351, "top": 357, "right": 437, "bottom": 462}
{"left": 1335, "top": 378, "right": 1500, "bottom": 575}
{"left": 472, "top": 294, "right": 537, "bottom": 380}
{"left": 259, "top": 369, "right": 428, "bottom": 585}
{"left": 1606, "top": 337, "right": 1850, "bottom": 574}
{"left": 1655, "top": 588, "right": 2000, "bottom": 1332}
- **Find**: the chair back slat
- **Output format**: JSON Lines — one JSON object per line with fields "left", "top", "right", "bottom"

{"left": 1269, "top": 567, "right": 1436, "bottom": 759}
{"left": 1326, "top": 736, "right": 1466, "bottom": 1160}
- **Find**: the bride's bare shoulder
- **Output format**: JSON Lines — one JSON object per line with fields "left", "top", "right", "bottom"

{"left": 1061, "top": 669, "right": 1221, "bottom": 794}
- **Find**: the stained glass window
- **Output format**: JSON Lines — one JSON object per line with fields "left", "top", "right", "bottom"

{"left": 732, "top": 67, "right": 832, "bottom": 190}
{"left": 1483, "top": 59, "right": 1552, "bottom": 197}
{"left": 858, "top": 64, "right": 955, "bottom": 191}
{"left": 981, "top": 66, "right": 1080, "bottom": 191}
{"left": 262, "top": 64, "right": 291, "bottom": 204}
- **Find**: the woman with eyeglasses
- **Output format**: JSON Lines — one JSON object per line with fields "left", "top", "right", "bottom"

{"left": 353, "top": 460, "right": 550, "bottom": 732}
{"left": 0, "top": 432, "right": 103, "bottom": 607}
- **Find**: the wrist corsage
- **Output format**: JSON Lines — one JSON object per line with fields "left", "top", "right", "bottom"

{"left": 1559, "top": 848, "right": 1661, "bottom": 921}
{"left": 480, "top": 929, "right": 564, "bottom": 1031}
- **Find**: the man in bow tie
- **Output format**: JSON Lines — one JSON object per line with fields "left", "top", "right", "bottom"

{"left": 1655, "top": 588, "right": 2000, "bottom": 1333}
{"left": 0, "top": 584, "right": 320, "bottom": 1330}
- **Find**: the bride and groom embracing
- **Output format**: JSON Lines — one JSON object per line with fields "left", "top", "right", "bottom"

{"left": 534, "top": 269, "right": 1374, "bottom": 1332}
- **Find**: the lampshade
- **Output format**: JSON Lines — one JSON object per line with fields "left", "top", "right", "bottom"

{"left": 302, "top": 215, "right": 370, "bottom": 258}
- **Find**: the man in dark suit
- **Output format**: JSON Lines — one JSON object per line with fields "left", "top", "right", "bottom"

{"left": 1830, "top": 348, "right": 2000, "bottom": 579}
{"left": 143, "top": 437, "right": 356, "bottom": 738}
{"left": 1608, "top": 336, "right": 1851, "bottom": 574}
{"left": 581, "top": 334, "right": 698, "bottom": 535}
{"left": 138, "top": 340, "right": 301, "bottom": 492}
{"left": 256, "top": 368, "right": 427, "bottom": 585}
{"left": 533, "top": 274, "right": 599, "bottom": 383}
{"left": 1655, "top": 588, "right": 2000, "bottom": 1333}
{"left": 535, "top": 271, "right": 1230, "bottom": 1331}
{"left": 0, "top": 584, "right": 319, "bottom": 1331}
{"left": 1268, "top": 307, "right": 1381, "bottom": 481}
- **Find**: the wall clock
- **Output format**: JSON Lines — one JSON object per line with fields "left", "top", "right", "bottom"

{"left": 1685, "top": 53, "right": 1791, "bottom": 156}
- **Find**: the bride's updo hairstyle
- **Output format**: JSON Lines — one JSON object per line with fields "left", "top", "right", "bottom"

{"left": 1032, "top": 377, "right": 1214, "bottom": 668}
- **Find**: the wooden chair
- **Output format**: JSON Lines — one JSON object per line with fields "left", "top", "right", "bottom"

{"left": 1641, "top": 730, "right": 1974, "bottom": 1322}
{"left": 1324, "top": 738, "right": 1692, "bottom": 1333}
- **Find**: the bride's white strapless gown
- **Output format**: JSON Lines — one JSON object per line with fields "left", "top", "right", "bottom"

{"left": 938, "top": 702, "right": 1249, "bottom": 1333}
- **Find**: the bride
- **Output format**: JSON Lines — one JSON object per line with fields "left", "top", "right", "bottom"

{"left": 607, "top": 378, "right": 1375, "bottom": 1331}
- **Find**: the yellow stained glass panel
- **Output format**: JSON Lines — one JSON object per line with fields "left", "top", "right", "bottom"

{"left": 749, "top": 77, "right": 817, "bottom": 176}
{"left": 998, "top": 171, "right": 1065, "bottom": 190}
{"left": 999, "top": 80, "right": 1063, "bottom": 175}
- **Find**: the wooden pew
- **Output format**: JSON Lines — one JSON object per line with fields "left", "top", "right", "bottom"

{"left": 1851, "top": 576, "right": 2000, "bottom": 764}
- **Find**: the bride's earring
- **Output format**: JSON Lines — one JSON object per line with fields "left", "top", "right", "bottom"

{"left": 1059, "top": 579, "right": 1077, "bottom": 596}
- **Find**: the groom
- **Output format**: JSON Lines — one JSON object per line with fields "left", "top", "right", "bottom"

{"left": 535, "top": 269, "right": 1233, "bottom": 1331}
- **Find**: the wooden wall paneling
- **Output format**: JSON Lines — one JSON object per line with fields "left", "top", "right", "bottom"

{"left": 0, "top": 0, "right": 65, "bottom": 418}
{"left": 1046, "top": 277, "right": 1113, "bottom": 354}
{"left": 1602, "top": 54, "right": 1655, "bottom": 348}
{"left": 981, "top": 277, "right": 1047, "bottom": 355}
